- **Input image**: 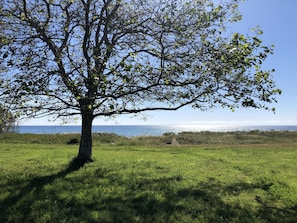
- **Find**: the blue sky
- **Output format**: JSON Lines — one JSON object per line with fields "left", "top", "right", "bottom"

{"left": 23, "top": 0, "right": 297, "bottom": 126}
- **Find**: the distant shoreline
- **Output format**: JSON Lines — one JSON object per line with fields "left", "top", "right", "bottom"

{"left": 14, "top": 125, "right": 297, "bottom": 137}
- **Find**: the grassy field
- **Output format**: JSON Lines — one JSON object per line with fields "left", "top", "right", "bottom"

{"left": 1, "top": 131, "right": 297, "bottom": 222}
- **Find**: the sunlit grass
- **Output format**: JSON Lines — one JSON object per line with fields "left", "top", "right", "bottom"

{"left": 1, "top": 132, "right": 297, "bottom": 222}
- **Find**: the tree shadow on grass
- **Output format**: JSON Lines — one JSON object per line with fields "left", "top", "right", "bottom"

{"left": 1, "top": 163, "right": 297, "bottom": 223}
{"left": 0, "top": 157, "right": 85, "bottom": 222}
{"left": 95, "top": 177, "right": 297, "bottom": 223}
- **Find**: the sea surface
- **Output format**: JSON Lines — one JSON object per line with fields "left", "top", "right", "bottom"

{"left": 17, "top": 125, "right": 297, "bottom": 137}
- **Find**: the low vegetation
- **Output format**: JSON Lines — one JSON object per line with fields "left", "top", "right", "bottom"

{"left": 1, "top": 131, "right": 297, "bottom": 222}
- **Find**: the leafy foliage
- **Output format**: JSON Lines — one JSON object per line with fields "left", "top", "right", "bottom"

{"left": 0, "top": 0, "right": 280, "bottom": 120}
{"left": 0, "top": 106, "right": 16, "bottom": 133}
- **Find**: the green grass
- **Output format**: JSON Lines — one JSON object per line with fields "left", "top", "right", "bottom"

{"left": 1, "top": 132, "right": 297, "bottom": 222}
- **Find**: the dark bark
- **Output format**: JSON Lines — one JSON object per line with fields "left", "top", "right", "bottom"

{"left": 77, "top": 100, "right": 94, "bottom": 163}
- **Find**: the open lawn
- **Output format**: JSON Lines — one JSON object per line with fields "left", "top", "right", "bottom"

{"left": 1, "top": 131, "right": 297, "bottom": 222}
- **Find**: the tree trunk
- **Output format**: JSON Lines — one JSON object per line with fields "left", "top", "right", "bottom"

{"left": 77, "top": 107, "right": 94, "bottom": 163}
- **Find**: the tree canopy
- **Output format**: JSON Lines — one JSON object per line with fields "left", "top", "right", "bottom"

{"left": 0, "top": 0, "right": 281, "bottom": 162}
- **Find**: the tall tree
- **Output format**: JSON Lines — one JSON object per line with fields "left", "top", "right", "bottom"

{"left": 0, "top": 0, "right": 281, "bottom": 162}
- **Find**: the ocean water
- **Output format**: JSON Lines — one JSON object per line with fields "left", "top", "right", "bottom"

{"left": 17, "top": 125, "right": 297, "bottom": 137}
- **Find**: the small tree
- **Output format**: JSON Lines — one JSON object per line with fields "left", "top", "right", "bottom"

{"left": 0, "top": 106, "right": 16, "bottom": 133}
{"left": 0, "top": 0, "right": 281, "bottom": 162}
